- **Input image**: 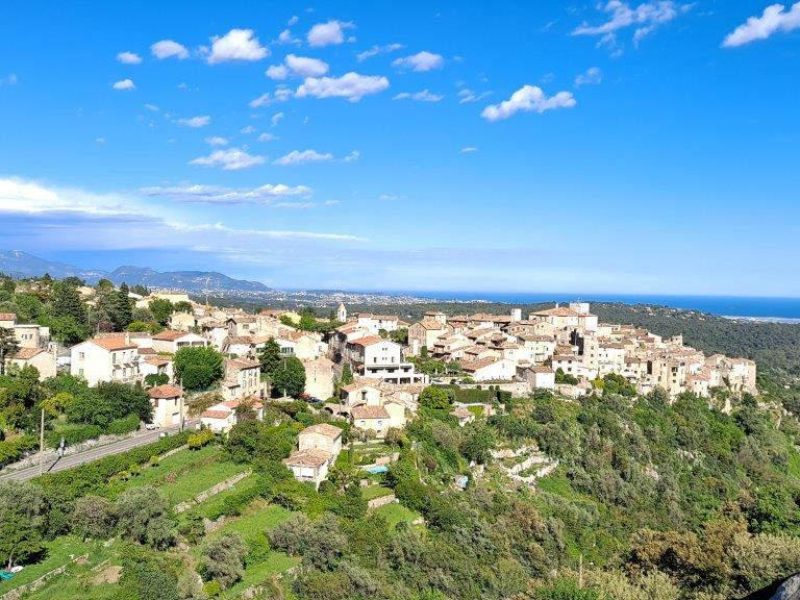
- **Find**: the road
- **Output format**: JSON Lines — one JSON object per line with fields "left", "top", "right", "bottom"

{"left": 0, "top": 422, "right": 195, "bottom": 483}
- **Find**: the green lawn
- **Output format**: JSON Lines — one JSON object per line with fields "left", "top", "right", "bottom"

{"left": 362, "top": 485, "right": 394, "bottom": 500}
{"left": 374, "top": 502, "right": 421, "bottom": 528}
{"left": 0, "top": 536, "right": 109, "bottom": 597}
{"left": 219, "top": 553, "right": 299, "bottom": 599}
{"left": 190, "top": 473, "right": 260, "bottom": 520}
{"left": 104, "top": 446, "right": 247, "bottom": 506}
{"left": 207, "top": 499, "right": 293, "bottom": 545}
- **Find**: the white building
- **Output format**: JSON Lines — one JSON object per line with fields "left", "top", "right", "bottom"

{"left": 285, "top": 423, "right": 344, "bottom": 488}
{"left": 148, "top": 384, "right": 184, "bottom": 428}
{"left": 70, "top": 335, "right": 142, "bottom": 386}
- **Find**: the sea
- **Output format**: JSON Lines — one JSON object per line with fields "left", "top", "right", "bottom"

{"left": 401, "top": 292, "right": 800, "bottom": 322}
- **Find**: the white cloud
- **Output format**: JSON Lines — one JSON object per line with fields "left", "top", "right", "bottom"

{"left": 266, "top": 64, "right": 289, "bottom": 80}
{"left": 144, "top": 103, "right": 159, "bottom": 112}
{"left": 285, "top": 54, "right": 329, "bottom": 77}
{"left": 190, "top": 148, "right": 266, "bottom": 170}
{"left": 378, "top": 194, "right": 400, "bottom": 201}
{"left": 267, "top": 54, "right": 330, "bottom": 80}
{"left": 205, "top": 136, "right": 229, "bottom": 146}
{"left": 240, "top": 125, "right": 256, "bottom": 134}
{"left": 288, "top": 15, "right": 299, "bottom": 26}
{"left": 112, "top": 78, "right": 136, "bottom": 91}
{"left": 0, "top": 73, "right": 18, "bottom": 86}
{"left": 307, "top": 20, "right": 354, "bottom": 47}
{"left": 572, "top": 1, "right": 691, "bottom": 45}
{"left": 393, "top": 89, "right": 443, "bottom": 102}
{"left": 178, "top": 115, "right": 211, "bottom": 128}
{"left": 117, "top": 51, "right": 142, "bottom": 64}
{"left": 141, "top": 183, "right": 311, "bottom": 203}
{"left": 271, "top": 112, "right": 285, "bottom": 127}
{"left": 151, "top": 39, "right": 189, "bottom": 60}
{"left": 458, "top": 88, "right": 491, "bottom": 104}
{"left": 249, "top": 93, "right": 272, "bottom": 108}
{"left": 356, "top": 43, "right": 404, "bottom": 61}
{"left": 95, "top": 137, "right": 106, "bottom": 145}
{"left": 277, "top": 29, "right": 300, "bottom": 45}
{"left": 274, "top": 149, "right": 333, "bottom": 166}
{"left": 0, "top": 177, "right": 143, "bottom": 218}
{"left": 574, "top": 66, "right": 603, "bottom": 87}
{"left": 343, "top": 150, "right": 360, "bottom": 162}
{"left": 481, "top": 85, "right": 576, "bottom": 121}
{"left": 460, "top": 146, "right": 478, "bottom": 153}
{"left": 296, "top": 72, "right": 389, "bottom": 102}
{"left": 392, "top": 51, "right": 444, "bottom": 72}
{"left": 723, "top": 2, "right": 800, "bottom": 47}
{"left": 258, "top": 132, "right": 277, "bottom": 142}
{"left": 207, "top": 29, "right": 269, "bottom": 64}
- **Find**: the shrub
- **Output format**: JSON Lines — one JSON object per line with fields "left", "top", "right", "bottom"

{"left": 107, "top": 413, "right": 141, "bottom": 435}
{"left": 45, "top": 423, "right": 102, "bottom": 448}
{"left": 0, "top": 435, "right": 38, "bottom": 468}
{"left": 188, "top": 428, "right": 215, "bottom": 450}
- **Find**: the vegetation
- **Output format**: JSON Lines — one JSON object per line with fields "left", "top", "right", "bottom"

{"left": 173, "top": 346, "right": 224, "bottom": 391}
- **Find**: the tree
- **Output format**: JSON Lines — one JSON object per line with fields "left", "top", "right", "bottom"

{"left": 71, "top": 495, "right": 116, "bottom": 540}
{"left": 0, "top": 481, "right": 46, "bottom": 568}
{"left": 419, "top": 386, "right": 452, "bottom": 410}
{"left": 110, "top": 283, "right": 133, "bottom": 331}
{"left": 148, "top": 298, "right": 174, "bottom": 326}
{"left": 271, "top": 356, "right": 306, "bottom": 397}
{"left": 461, "top": 422, "right": 496, "bottom": 464}
{"left": 96, "top": 381, "right": 152, "bottom": 422}
{"left": 115, "top": 486, "right": 175, "bottom": 549}
{"left": 51, "top": 281, "right": 87, "bottom": 325}
{"left": 259, "top": 337, "right": 282, "bottom": 376}
{"left": 0, "top": 326, "right": 20, "bottom": 375}
{"left": 340, "top": 363, "right": 354, "bottom": 386}
{"left": 201, "top": 533, "right": 247, "bottom": 589}
{"left": 144, "top": 373, "right": 169, "bottom": 387}
{"left": 174, "top": 346, "right": 224, "bottom": 391}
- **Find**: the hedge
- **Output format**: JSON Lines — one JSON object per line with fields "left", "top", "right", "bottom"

{"left": 45, "top": 423, "right": 103, "bottom": 448}
{"left": 35, "top": 430, "right": 190, "bottom": 502}
{"left": 107, "top": 413, "right": 141, "bottom": 436}
{"left": 0, "top": 434, "right": 38, "bottom": 469}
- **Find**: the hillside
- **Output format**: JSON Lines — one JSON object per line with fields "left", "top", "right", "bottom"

{"left": 0, "top": 251, "right": 269, "bottom": 292}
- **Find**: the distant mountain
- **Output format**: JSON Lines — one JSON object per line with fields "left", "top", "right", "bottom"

{"left": 0, "top": 250, "right": 106, "bottom": 281}
{"left": 0, "top": 250, "right": 270, "bottom": 293}
{"left": 107, "top": 266, "right": 269, "bottom": 292}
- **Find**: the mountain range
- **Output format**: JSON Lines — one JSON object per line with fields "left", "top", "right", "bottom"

{"left": 0, "top": 250, "right": 269, "bottom": 292}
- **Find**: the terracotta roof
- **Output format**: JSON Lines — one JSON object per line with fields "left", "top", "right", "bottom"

{"left": 137, "top": 347, "right": 157, "bottom": 355}
{"left": 0, "top": 312, "right": 17, "bottom": 322}
{"left": 11, "top": 347, "right": 45, "bottom": 360}
{"left": 145, "top": 356, "right": 170, "bottom": 367}
{"left": 90, "top": 336, "right": 136, "bottom": 351}
{"left": 284, "top": 448, "right": 332, "bottom": 468}
{"left": 342, "top": 381, "right": 380, "bottom": 393}
{"left": 301, "top": 423, "right": 343, "bottom": 439}
{"left": 415, "top": 319, "right": 446, "bottom": 330}
{"left": 531, "top": 366, "right": 554, "bottom": 374}
{"left": 223, "top": 398, "right": 263, "bottom": 410}
{"left": 148, "top": 384, "right": 183, "bottom": 399}
{"left": 153, "top": 330, "right": 187, "bottom": 341}
{"left": 351, "top": 405, "right": 390, "bottom": 420}
{"left": 533, "top": 307, "right": 580, "bottom": 318}
{"left": 461, "top": 357, "right": 501, "bottom": 371}
{"left": 349, "top": 335, "right": 385, "bottom": 348}
{"left": 227, "top": 358, "right": 261, "bottom": 370}
{"left": 201, "top": 408, "right": 232, "bottom": 419}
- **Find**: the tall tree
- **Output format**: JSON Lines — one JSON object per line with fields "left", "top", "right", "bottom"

{"left": 148, "top": 298, "right": 174, "bottom": 326}
{"left": 174, "top": 346, "right": 225, "bottom": 391}
{"left": 0, "top": 327, "right": 20, "bottom": 376}
{"left": 340, "top": 363, "right": 354, "bottom": 386}
{"left": 0, "top": 481, "right": 46, "bottom": 568}
{"left": 110, "top": 283, "right": 133, "bottom": 331}
{"left": 51, "top": 281, "right": 87, "bottom": 325}
{"left": 258, "top": 337, "right": 282, "bottom": 376}
{"left": 271, "top": 356, "right": 306, "bottom": 397}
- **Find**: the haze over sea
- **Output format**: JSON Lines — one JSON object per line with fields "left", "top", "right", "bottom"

{"left": 401, "top": 292, "right": 800, "bottom": 321}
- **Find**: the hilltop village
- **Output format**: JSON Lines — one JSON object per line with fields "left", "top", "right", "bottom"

{"left": 2, "top": 282, "right": 758, "bottom": 485}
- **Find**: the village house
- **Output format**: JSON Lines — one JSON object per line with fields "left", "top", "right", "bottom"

{"left": 285, "top": 423, "right": 344, "bottom": 489}
{"left": 151, "top": 330, "right": 208, "bottom": 354}
{"left": 70, "top": 335, "right": 142, "bottom": 386}
{"left": 221, "top": 358, "right": 263, "bottom": 401}
{"left": 148, "top": 384, "right": 184, "bottom": 428}
{"left": 302, "top": 356, "right": 335, "bottom": 400}
{"left": 345, "top": 336, "right": 427, "bottom": 384}
{"left": 6, "top": 347, "right": 57, "bottom": 380}
{"left": 200, "top": 398, "right": 264, "bottom": 433}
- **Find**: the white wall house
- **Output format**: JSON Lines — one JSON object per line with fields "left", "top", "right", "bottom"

{"left": 148, "top": 384, "right": 184, "bottom": 428}
{"left": 151, "top": 330, "right": 208, "bottom": 354}
{"left": 70, "top": 336, "right": 142, "bottom": 386}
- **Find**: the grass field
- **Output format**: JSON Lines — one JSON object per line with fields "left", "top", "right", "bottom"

{"left": 361, "top": 485, "right": 394, "bottom": 500}
{"left": 104, "top": 446, "right": 246, "bottom": 506}
{"left": 374, "top": 502, "right": 421, "bottom": 528}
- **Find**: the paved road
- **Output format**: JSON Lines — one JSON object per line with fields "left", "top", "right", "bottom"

{"left": 0, "top": 422, "right": 195, "bottom": 483}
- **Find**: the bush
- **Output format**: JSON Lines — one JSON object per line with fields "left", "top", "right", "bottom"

{"left": 203, "top": 580, "right": 221, "bottom": 597}
{"left": 188, "top": 428, "right": 215, "bottom": 450}
{"left": 0, "top": 435, "right": 38, "bottom": 468}
{"left": 107, "top": 413, "right": 141, "bottom": 435}
{"left": 45, "top": 423, "right": 102, "bottom": 448}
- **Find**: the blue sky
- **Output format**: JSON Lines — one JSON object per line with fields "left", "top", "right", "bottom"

{"left": 1, "top": 1, "right": 799, "bottom": 295}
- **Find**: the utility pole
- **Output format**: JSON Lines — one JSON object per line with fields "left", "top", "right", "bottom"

{"left": 39, "top": 408, "right": 45, "bottom": 475}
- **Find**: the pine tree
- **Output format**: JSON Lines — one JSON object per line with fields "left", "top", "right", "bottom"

{"left": 51, "top": 281, "right": 87, "bottom": 325}
{"left": 110, "top": 283, "right": 133, "bottom": 331}
{"left": 341, "top": 362, "right": 354, "bottom": 385}
{"left": 0, "top": 327, "right": 20, "bottom": 376}
{"left": 259, "top": 337, "right": 282, "bottom": 376}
